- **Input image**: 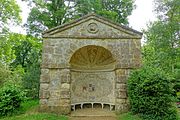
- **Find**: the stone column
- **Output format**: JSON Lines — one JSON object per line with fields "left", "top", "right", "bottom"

{"left": 115, "top": 69, "right": 130, "bottom": 113}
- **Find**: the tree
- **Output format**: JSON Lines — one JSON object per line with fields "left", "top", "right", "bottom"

{"left": 25, "top": 0, "right": 72, "bottom": 37}
{"left": 144, "top": 0, "right": 180, "bottom": 73}
{"left": 0, "top": 33, "right": 42, "bottom": 98}
{"left": 0, "top": 0, "right": 21, "bottom": 33}
{"left": 10, "top": 34, "right": 42, "bottom": 98}
{"left": 0, "top": 0, "right": 21, "bottom": 63}
{"left": 74, "top": 0, "right": 134, "bottom": 24}
{"left": 26, "top": 0, "right": 135, "bottom": 37}
{"left": 144, "top": 0, "right": 180, "bottom": 92}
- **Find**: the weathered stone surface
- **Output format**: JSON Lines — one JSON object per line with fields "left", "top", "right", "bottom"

{"left": 60, "top": 91, "right": 70, "bottom": 99}
{"left": 40, "top": 83, "right": 49, "bottom": 90}
{"left": 49, "top": 90, "right": 61, "bottom": 99}
{"left": 61, "top": 83, "right": 70, "bottom": 89}
{"left": 40, "top": 69, "right": 50, "bottom": 83}
{"left": 40, "top": 99, "right": 48, "bottom": 105}
{"left": 60, "top": 69, "right": 70, "bottom": 83}
{"left": 116, "top": 91, "right": 127, "bottom": 99}
{"left": 39, "top": 14, "right": 142, "bottom": 114}
{"left": 116, "top": 76, "right": 127, "bottom": 83}
{"left": 41, "top": 38, "right": 141, "bottom": 69}
{"left": 116, "top": 99, "right": 126, "bottom": 104}
{"left": 48, "top": 98, "right": 61, "bottom": 106}
{"left": 39, "top": 90, "right": 50, "bottom": 99}
{"left": 115, "top": 104, "right": 130, "bottom": 113}
{"left": 116, "top": 84, "right": 127, "bottom": 91}
{"left": 59, "top": 99, "right": 71, "bottom": 106}
{"left": 115, "top": 69, "right": 130, "bottom": 84}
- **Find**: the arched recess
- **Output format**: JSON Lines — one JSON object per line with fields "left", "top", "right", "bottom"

{"left": 69, "top": 45, "right": 116, "bottom": 110}
{"left": 69, "top": 45, "right": 116, "bottom": 71}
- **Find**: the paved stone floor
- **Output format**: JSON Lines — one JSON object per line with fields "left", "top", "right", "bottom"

{"left": 69, "top": 108, "right": 117, "bottom": 120}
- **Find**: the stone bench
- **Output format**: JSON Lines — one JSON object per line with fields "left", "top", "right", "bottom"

{"left": 71, "top": 102, "right": 115, "bottom": 111}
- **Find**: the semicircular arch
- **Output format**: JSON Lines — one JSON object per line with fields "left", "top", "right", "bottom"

{"left": 69, "top": 45, "right": 116, "bottom": 71}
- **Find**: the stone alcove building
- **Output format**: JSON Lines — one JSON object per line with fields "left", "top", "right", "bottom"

{"left": 39, "top": 14, "right": 142, "bottom": 114}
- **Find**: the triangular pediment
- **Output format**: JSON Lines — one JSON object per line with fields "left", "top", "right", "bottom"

{"left": 43, "top": 14, "right": 142, "bottom": 39}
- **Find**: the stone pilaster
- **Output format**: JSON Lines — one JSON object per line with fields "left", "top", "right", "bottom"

{"left": 59, "top": 69, "right": 71, "bottom": 114}
{"left": 115, "top": 69, "right": 130, "bottom": 113}
{"left": 39, "top": 69, "right": 50, "bottom": 112}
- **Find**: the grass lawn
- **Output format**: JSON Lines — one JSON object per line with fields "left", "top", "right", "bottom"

{"left": 1, "top": 99, "right": 180, "bottom": 120}
{"left": 0, "top": 99, "right": 68, "bottom": 120}
{"left": 118, "top": 112, "right": 142, "bottom": 120}
{"left": 118, "top": 109, "right": 180, "bottom": 120}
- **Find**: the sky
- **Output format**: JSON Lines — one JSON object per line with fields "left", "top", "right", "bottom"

{"left": 13, "top": 0, "right": 157, "bottom": 34}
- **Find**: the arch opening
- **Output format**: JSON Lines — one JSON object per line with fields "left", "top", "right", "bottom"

{"left": 69, "top": 45, "right": 116, "bottom": 71}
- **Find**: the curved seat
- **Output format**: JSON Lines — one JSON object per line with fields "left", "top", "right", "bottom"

{"left": 71, "top": 102, "right": 115, "bottom": 111}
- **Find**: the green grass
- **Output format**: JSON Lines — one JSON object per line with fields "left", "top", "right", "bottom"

{"left": 118, "top": 112, "right": 142, "bottom": 120}
{"left": 118, "top": 110, "right": 180, "bottom": 120}
{"left": 0, "top": 99, "right": 68, "bottom": 120}
{"left": 0, "top": 113, "right": 68, "bottom": 120}
{"left": 1, "top": 99, "right": 180, "bottom": 120}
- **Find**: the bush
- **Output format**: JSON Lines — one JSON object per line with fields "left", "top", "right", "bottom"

{"left": 127, "top": 66, "right": 178, "bottom": 120}
{"left": 0, "top": 63, "right": 11, "bottom": 87}
{"left": 0, "top": 84, "right": 26, "bottom": 116}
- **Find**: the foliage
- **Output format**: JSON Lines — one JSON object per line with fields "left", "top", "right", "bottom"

{"left": 0, "top": 63, "right": 11, "bottom": 86}
{"left": 0, "top": 63, "right": 24, "bottom": 88}
{"left": 9, "top": 34, "right": 42, "bottom": 99}
{"left": 22, "top": 62, "right": 41, "bottom": 99}
{"left": 144, "top": 0, "right": 180, "bottom": 92}
{"left": 25, "top": 0, "right": 72, "bottom": 37}
{"left": 74, "top": 0, "right": 134, "bottom": 24}
{"left": 0, "top": 33, "right": 42, "bottom": 99}
{"left": 127, "top": 66, "right": 178, "bottom": 120}
{"left": 144, "top": 21, "right": 180, "bottom": 73}
{"left": 0, "top": 84, "right": 26, "bottom": 116}
{"left": 0, "top": 0, "right": 21, "bottom": 32}
{"left": 26, "top": 0, "right": 135, "bottom": 37}
{"left": 0, "top": 33, "right": 17, "bottom": 64}
{"left": 0, "top": 64, "right": 26, "bottom": 117}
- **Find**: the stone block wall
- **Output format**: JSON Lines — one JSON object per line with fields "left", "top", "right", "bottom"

{"left": 39, "top": 69, "right": 71, "bottom": 114}
{"left": 39, "top": 38, "right": 141, "bottom": 114}
{"left": 39, "top": 14, "right": 142, "bottom": 114}
{"left": 41, "top": 38, "right": 141, "bottom": 69}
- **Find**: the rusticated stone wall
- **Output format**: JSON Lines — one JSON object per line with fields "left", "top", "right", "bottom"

{"left": 39, "top": 14, "right": 142, "bottom": 114}
{"left": 39, "top": 69, "right": 71, "bottom": 114}
{"left": 41, "top": 38, "right": 141, "bottom": 69}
